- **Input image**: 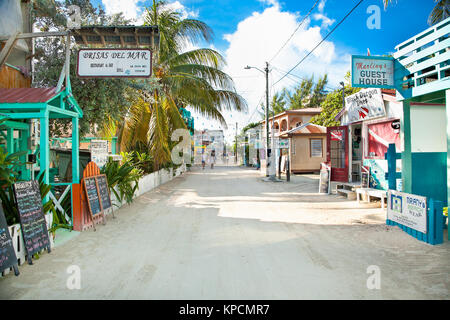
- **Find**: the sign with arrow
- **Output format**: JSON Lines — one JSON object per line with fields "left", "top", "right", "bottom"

{"left": 344, "top": 88, "right": 385, "bottom": 124}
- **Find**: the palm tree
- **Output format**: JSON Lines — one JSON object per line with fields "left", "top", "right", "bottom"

{"left": 383, "top": 0, "right": 449, "bottom": 26}
{"left": 119, "top": 0, "right": 247, "bottom": 170}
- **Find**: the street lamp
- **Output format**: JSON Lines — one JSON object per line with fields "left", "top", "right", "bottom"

{"left": 244, "top": 62, "right": 277, "bottom": 181}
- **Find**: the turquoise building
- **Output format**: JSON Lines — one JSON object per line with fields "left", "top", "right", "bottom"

{"left": 393, "top": 17, "right": 449, "bottom": 205}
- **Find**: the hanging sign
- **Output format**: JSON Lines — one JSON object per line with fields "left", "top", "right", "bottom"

{"left": 351, "top": 55, "right": 395, "bottom": 89}
{"left": 387, "top": 190, "right": 427, "bottom": 234}
{"left": 77, "top": 49, "right": 152, "bottom": 78}
{"left": 344, "top": 88, "right": 386, "bottom": 124}
{"left": 0, "top": 202, "right": 19, "bottom": 276}
{"left": 275, "top": 138, "right": 289, "bottom": 149}
{"left": 330, "top": 130, "right": 344, "bottom": 141}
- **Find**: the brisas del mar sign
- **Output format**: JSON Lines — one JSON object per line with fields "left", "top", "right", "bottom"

{"left": 77, "top": 49, "right": 152, "bottom": 78}
{"left": 351, "top": 55, "right": 395, "bottom": 89}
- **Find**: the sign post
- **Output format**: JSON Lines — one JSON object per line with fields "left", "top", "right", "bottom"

{"left": 387, "top": 190, "right": 427, "bottom": 234}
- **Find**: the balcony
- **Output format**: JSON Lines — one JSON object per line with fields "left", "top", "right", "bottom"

{"left": 393, "top": 17, "right": 450, "bottom": 101}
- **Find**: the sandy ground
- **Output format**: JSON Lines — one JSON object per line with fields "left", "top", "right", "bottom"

{"left": 0, "top": 166, "right": 449, "bottom": 300}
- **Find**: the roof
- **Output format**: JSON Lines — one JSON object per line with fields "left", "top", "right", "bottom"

{"left": 0, "top": 87, "right": 60, "bottom": 103}
{"left": 72, "top": 25, "right": 159, "bottom": 47}
{"left": 260, "top": 108, "right": 322, "bottom": 124}
{"left": 279, "top": 122, "right": 326, "bottom": 137}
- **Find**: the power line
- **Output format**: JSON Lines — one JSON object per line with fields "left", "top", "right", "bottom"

{"left": 269, "top": 0, "right": 321, "bottom": 63}
{"left": 246, "top": 91, "right": 266, "bottom": 124}
{"left": 271, "top": 66, "right": 339, "bottom": 92}
{"left": 272, "top": 0, "right": 364, "bottom": 87}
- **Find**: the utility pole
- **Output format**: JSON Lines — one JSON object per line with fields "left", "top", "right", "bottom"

{"left": 265, "top": 62, "right": 270, "bottom": 177}
{"left": 340, "top": 81, "right": 345, "bottom": 109}
{"left": 235, "top": 122, "right": 238, "bottom": 164}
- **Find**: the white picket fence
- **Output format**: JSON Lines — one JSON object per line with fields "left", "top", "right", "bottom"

{"left": 1, "top": 164, "right": 186, "bottom": 278}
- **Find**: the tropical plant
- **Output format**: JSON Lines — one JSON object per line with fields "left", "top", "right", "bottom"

{"left": 100, "top": 157, "right": 142, "bottom": 206}
{"left": 119, "top": 0, "right": 247, "bottom": 170}
{"left": 286, "top": 74, "right": 328, "bottom": 110}
{"left": 32, "top": 0, "right": 140, "bottom": 136}
{"left": 310, "top": 73, "right": 360, "bottom": 127}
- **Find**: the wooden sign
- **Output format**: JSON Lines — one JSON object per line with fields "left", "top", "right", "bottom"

{"left": 319, "top": 163, "right": 331, "bottom": 194}
{"left": 96, "top": 175, "right": 112, "bottom": 211}
{"left": 77, "top": 49, "right": 152, "bottom": 78}
{"left": 13, "top": 181, "right": 51, "bottom": 264}
{"left": 0, "top": 201, "right": 19, "bottom": 276}
{"left": 83, "top": 177, "right": 102, "bottom": 216}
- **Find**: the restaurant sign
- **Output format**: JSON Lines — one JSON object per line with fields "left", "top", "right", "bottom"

{"left": 387, "top": 190, "right": 427, "bottom": 234}
{"left": 77, "top": 49, "right": 151, "bottom": 78}
{"left": 351, "top": 55, "right": 395, "bottom": 89}
{"left": 344, "top": 88, "right": 386, "bottom": 124}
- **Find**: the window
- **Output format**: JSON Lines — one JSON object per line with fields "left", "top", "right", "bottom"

{"left": 310, "top": 139, "right": 323, "bottom": 157}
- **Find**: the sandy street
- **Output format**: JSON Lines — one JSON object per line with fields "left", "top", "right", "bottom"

{"left": 0, "top": 166, "right": 449, "bottom": 300}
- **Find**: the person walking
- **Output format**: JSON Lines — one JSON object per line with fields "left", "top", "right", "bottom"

{"left": 210, "top": 149, "right": 216, "bottom": 169}
{"left": 202, "top": 151, "right": 206, "bottom": 170}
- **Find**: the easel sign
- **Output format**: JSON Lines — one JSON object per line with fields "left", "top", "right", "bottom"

{"left": 0, "top": 201, "right": 19, "bottom": 276}
{"left": 82, "top": 176, "right": 106, "bottom": 231}
{"left": 361, "top": 166, "right": 370, "bottom": 188}
{"left": 13, "top": 180, "right": 51, "bottom": 265}
{"left": 96, "top": 174, "right": 114, "bottom": 217}
{"left": 319, "top": 162, "right": 331, "bottom": 194}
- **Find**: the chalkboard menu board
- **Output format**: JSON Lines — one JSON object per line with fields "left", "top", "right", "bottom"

{"left": 96, "top": 175, "right": 112, "bottom": 211}
{"left": 0, "top": 202, "right": 19, "bottom": 276}
{"left": 13, "top": 180, "right": 51, "bottom": 264}
{"left": 361, "top": 172, "right": 369, "bottom": 188}
{"left": 319, "top": 163, "right": 331, "bottom": 194}
{"left": 84, "top": 177, "right": 102, "bottom": 216}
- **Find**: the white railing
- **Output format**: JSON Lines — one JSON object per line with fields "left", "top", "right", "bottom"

{"left": 394, "top": 17, "right": 450, "bottom": 100}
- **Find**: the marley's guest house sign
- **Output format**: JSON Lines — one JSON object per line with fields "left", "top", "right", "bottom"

{"left": 351, "top": 55, "right": 394, "bottom": 89}
{"left": 77, "top": 49, "right": 151, "bottom": 78}
{"left": 344, "top": 88, "right": 386, "bottom": 124}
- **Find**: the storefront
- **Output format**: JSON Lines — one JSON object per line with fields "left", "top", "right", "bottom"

{"left": 330, "top": 88, "right": 403, "bottom": 190}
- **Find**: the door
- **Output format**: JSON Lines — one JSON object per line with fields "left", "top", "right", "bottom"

{"left": 327, "top": 126, "right": 349, "bottom": 182}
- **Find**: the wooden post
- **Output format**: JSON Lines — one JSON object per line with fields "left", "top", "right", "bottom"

{"left": 384, "top": 143, "right": 401, "bottom": 191}
{"left": 72, "top": 117, "right": 79, "bottom": 184}
{"left": 40, "top": 114, "right": 50, "bottom": 199}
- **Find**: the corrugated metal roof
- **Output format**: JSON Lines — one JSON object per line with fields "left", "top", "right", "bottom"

{"left": 280, "top": 122, "right": 326, "bottom": 137}
{"left": 0, "top": 87, "right": 59, "bottom": 103}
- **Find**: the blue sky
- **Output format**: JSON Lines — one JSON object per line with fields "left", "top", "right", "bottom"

{"left": 92, "top": 0, "right": 436, "bottom": 141}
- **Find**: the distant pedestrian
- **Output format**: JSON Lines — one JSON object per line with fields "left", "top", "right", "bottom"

{"left": 210, "top": 149, "right": 216, "bottom": 169}
{"left": 202, "top": 152, "right": 206, "bottom": 170}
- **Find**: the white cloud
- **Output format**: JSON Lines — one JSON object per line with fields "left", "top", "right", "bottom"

{"left": 214, "top": 0, "right": 350, "bottom": 143}
{"left": 101, "top": 0, "right": 143, "bottom": 22}
{"left": 318, "top": 0, "right": 327, "bottom": 13}
{"left": 101, "top": 0, "right": 198, "bottom": 25}
{"left": 163, "top": 1, "right": 199, "bottom": 19}
{"left": 313, "top": 13, "right": 335, "bottom": 28}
